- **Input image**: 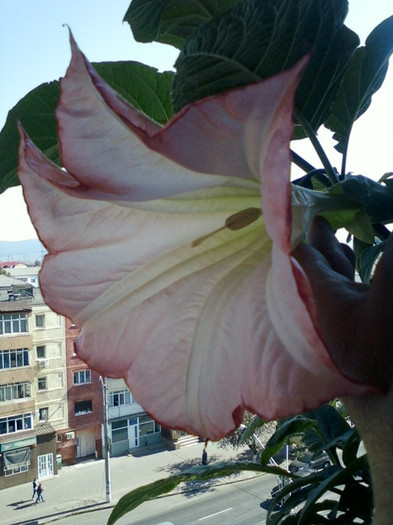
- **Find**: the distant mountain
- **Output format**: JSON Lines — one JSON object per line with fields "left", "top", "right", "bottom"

{"left": 0, "top": 239, "right": 47, "bottom": 264}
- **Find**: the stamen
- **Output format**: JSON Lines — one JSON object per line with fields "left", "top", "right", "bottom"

{"left": 225, "top": 207, "right": 261, "bottom": 230}
{"left": 191, "top": 207, "right": 261, "bottom": 247}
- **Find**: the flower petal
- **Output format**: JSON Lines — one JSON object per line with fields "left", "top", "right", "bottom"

{"left": 18, "top": 39, "right": 368, "bottom": 441}
{"left": 56, "top": 33, "right": 306, "bottom": 202}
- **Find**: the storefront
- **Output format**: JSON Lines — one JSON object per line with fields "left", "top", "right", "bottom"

{"left": 109, "top": 414, "right": 161, "bottom": 456}
{"left": 0, "top": 424, "right": 57, "bottom": 489}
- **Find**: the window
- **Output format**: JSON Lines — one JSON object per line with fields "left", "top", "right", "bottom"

{"left": 0, "top": 313, "right": 29, "bottom": 335}
{"left": 35, "top": 314, "right": 45, "bottom": 328}
{"left": 3, "top": 447, "right": 31, "bottom": 476}
{"left": 0, "top": 348, "right": 29, "bottom": 369}
{"left": 111, "top": 419, "right": 128, "bottom": 443}
{"left": 36, "top": 345, "right": 46, "bottom": 358}
{"left": 37, "top": 377, "right": 47, "bottom": 391}
{"left": 39, "top": 407, "right": 49, "bottom": 421}
{"left": 0, "top": 382, "right": 31, "bottom": 402}
{"left": 139, "top": 415, "right": 161, "bottom": 437}
{"left": 109, "top": 389, "right": 132, "bottom": 407}
{"left": 74, "top": 370, "right": 91, "bottom": 385}
{"left": 0, "top": 413, "right": 32, "bottom": 434}
{"left": 74, "top": 400, "right": 92, "bottom": 415}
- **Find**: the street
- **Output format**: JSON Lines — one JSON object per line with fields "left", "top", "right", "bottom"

{"left": 1, "top": 442, "right": 276, "bottom": 525}
{"left": 55, "top": 474, "right": 276, "bottom": 524}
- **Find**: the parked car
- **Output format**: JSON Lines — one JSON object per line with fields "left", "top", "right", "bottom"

{"left": 289, "top": 451, "right": 330, "bottom": 474}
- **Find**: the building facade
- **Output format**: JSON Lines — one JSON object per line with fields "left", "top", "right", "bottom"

{"left": 64, "top": 318, "right": 103, "bottom": 465}
{"left": 0, "top": 282, "right": 58, "bottom": 489}
{"left": 106, "top": 378, "right": 162, "bottom": 456}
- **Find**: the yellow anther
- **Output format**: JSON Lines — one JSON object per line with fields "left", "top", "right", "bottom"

{"left": 191, "top": 207, "right": 261, "bottom": 247}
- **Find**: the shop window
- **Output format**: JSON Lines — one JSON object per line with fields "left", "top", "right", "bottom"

{"left": 111, "top": 419, "right": 128, "bottom": 443}
{"left": 3, "top": 447, "right": 31, "bottom": 476}
{"left": 139, "top": 415, "right": 161, "bottom": 436}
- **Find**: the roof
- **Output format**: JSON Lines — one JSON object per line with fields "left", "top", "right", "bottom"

{"left": 0, "top": 300, "right": 32, "bottom": 313}
{"left": 0, "top": 261, "right": 27, "bottom": 269}
{"left": 0, "top": 274, "right": 26, "bottom": 288}
{"left": 35, "top": 423, "right": 56, "bottom": 436}
{"left": 8, "top": 267, "right": 40, "bottom": 278}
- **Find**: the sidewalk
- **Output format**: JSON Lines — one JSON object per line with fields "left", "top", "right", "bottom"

{"left": 0, "top": 441, "right": 260, "bottom": 525}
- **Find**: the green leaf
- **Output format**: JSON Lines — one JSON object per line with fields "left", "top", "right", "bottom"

{"left": 0, "top": 81, "right": 60, "bottom": 194}
{"left": 260, "top": 416, "right": 318, "bottom": 465}
{"left": 94, "top": 62, "right": 174, "bottom": 124}
{"left": 297, "top": 455, "right": 368, "bottom": 524}
{"left": 302, "top": 404, "right": 351, "bottom": 451}
{"left": 172, "top": 0, "right": 358, "bottom": 128}
{"left": 354, "top": 238, "right": 387, "bottom": 283}
{"left": 0, "top": 62, "right": 174, "bottom": 194}
{"left": 325, "top": 15, "right": 393, "bottom": 154}
{"left": 239, "top": 415, "right": 266, "bottom": 444}
{"left": 339, "top": 175, "right": 393, "bottom": 225}
{"left": 108, "top": 461, "right": 283, "bottom": 524}
{"left": 123, "top": 0, "right": 244, "bottom": 49}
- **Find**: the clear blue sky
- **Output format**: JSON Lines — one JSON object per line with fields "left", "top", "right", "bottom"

{"left": 0, "top": 0, "right": 392, "bottom": 240}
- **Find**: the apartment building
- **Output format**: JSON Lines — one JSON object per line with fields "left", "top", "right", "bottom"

{"left": 0, "top": 278, "right": 58, "bottom": 489}
{"left": 64, "top": 318, "right": 103, "bottom": 465}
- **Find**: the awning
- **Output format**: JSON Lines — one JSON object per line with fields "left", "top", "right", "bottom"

{"left": 3, "top": 447, "right": 31, "bottom": 470}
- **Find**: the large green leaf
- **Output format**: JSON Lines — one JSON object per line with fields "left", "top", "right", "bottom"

{"left": 0, "top": 62, "right": 174, "bottom": 194}
{"left": 94, "top": 62, "right": 174, "bottom": 123}
{"left": 325, "top": 15, "right": 393, "bottom": 155}
{"left": 172, "top": 0, "right": 358, "bottom": 131}
{"left": 123, "top": 0, "right": 244, "bottom": 49}
{"left": 0, "top": 81, "right": 61, "bottom": 195}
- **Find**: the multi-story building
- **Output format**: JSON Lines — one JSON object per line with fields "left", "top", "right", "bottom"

{"left": 0, "top": 278, "right": 58, "bottom": 489}
{"left": 64, "top": 318, "right": 103, "bottom": 465}
{"left": 106, "top": 378, "right": 162, "bottom": 456}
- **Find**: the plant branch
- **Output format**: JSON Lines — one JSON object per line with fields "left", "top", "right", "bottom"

{"left": 290, "top": 150, "right": 316, "bottom": 173}
{"left": 295, "top": 110, "right": 339, "bottom": 186}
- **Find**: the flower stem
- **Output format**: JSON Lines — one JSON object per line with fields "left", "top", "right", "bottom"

{"left": 294, "top": 110, "right": 339, "bottom": 186}
{"left": 344, "top": 388, "right": 393, "bottom": 525}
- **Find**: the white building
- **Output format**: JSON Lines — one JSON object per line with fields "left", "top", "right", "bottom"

{"left": 106, "top": 378, "right": 161, "bottom": 456}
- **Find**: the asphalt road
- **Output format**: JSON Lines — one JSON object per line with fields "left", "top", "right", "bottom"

{"left": 54, "top": 474, "right": 277, "bottom": 525}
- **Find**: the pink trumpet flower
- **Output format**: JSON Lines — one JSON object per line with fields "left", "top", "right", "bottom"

{"left": 18, "top": 35, "right": 367, "bottom": 440}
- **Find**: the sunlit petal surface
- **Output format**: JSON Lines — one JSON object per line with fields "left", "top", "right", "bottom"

{"left": 18, "top": 39, "right": 367, "bottom": 440}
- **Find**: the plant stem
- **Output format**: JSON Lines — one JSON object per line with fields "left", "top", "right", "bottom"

{"left": 290, "top": 150, "right": 316, "bottom": 173}
{"left": 344, "top": 388, "right": 393, "bottom": 525}
{"left": 295, "top": 110, "right": 339, "bottom": 186}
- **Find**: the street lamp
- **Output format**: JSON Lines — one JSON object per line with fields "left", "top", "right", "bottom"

{"left": 100, "top": 376, "right": 111, "bottom": 503}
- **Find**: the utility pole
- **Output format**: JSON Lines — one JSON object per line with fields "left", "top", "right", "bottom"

{"left": 101, "top": 377, "right": 111, "bottom": 503}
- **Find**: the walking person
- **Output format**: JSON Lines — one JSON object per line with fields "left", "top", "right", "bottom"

{"left": 32, "top": 478, "right": 38, "bottom": 500}
{"left": 35, "top": 483, "right": 45, "bottom": 503}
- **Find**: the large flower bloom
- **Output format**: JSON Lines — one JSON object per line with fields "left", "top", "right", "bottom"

{"left": 18, "top": 35, "right": 367, "bottom": 440}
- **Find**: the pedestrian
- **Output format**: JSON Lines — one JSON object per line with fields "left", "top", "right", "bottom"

{"left": 32, "top": 478, "right": 37, "bottom": 500}
{"left": 35, "top": 483, "right": 45, "bottom": 503}
{"left": 202, "top": 447, "right": 208, "bottom": 465}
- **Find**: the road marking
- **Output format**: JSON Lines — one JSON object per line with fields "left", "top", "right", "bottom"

{"left": 198, "top": 507, "right": 233, "bottom": 521}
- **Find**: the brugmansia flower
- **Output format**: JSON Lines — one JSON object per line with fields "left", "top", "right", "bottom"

{"left": 18, "top": 35, "right": 367, "bottom": 440}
